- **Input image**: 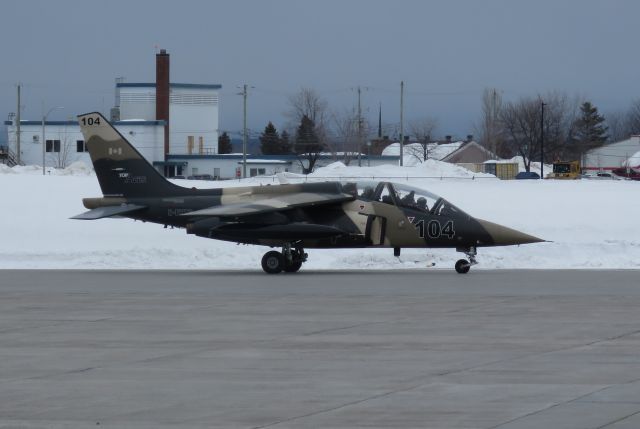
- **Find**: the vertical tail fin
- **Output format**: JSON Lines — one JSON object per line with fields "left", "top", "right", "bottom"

{"left": 78, "top": 112, "right": 181, "bottom": 198}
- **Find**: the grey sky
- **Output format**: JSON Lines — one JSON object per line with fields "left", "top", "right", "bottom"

{"left": 2, "top": 0, "right": 639, "bottom": 142}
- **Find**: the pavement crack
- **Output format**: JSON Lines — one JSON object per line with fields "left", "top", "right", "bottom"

{"left": 596, "top": 409, "right": 640, "bottom": 428}
{"left": 250, "top": 382, "right": 424, "bottom": 429}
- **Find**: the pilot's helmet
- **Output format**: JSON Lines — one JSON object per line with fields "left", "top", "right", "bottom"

{"left": 416, "top": 197, "right": 427, "bottom": 208}
{"left": 343, "top": 183, "right": 357, "bottom": 195}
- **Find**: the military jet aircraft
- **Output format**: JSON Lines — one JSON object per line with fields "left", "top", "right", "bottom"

{"left": 72, "top": 112, "right": 544, "bottom": 274}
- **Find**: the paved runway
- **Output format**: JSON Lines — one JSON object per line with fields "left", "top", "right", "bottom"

{"left": 2, "top": 269, "right": 640, "bottom": 428}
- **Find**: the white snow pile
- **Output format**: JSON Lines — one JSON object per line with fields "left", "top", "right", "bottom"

{"left": 1, "top": 162, "right": 639, "bottom": 271}
{"left": 301, "top": 159, "right": 496, "bottom": 180}
{"left": 622, "top": 151, "right": 640, "bottom": 168}
{"left": 0, "top": 161, "right": 93, "bottom": 176}
{"left": 382, "top": 142, "right": 464, "bottom": 166}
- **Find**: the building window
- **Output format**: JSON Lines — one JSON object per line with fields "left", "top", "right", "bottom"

{"left": 46, "top": 139, "right": 61, "bottom": 153}
{"left": 249, "top": 168, "right": 266, "bottom": 177}
{"left": 76, "top": 140, "right": 87, "bottom": 152}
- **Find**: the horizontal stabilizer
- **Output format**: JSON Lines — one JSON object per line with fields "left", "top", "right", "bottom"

{"left": 71, "top": 204, "right": 146, "bottom": 220}
{"left": 182, "top": 192, "right": 354, "bottom": 218}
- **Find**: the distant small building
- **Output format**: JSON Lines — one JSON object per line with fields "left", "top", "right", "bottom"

{"left": 380, "top": 138, "right": 497, "bottom": 164}
{"left": 166, "top": 153, "right": 400, "bottom": 179}
{"left": 583, "top": 135, "right": 640, "bottom": 171}
{"left": 4, "top": 49, "right": 221, "bottom": 175}
{"left": 4, "top": 119, "right": 166, "bottom": 169}
{"left": 440, "top": 141, "right": 497, "bottom": 164}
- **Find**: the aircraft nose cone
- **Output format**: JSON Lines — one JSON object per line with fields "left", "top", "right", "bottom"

{"left": 477, "top": 219, "right": 545, "bottom": 246}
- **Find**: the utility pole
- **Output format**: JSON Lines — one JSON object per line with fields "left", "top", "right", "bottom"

{"left": 237, "top": 84, "right": 249, "bottom": 179}
{"left": 16, "top": 84, "right": 21, "bottom": 165}
{"left": 357, "top": 86, "right": 362, "bottom": 167}
{"left": 492, "top": 88, "right": 497, "bottom": 157}
{"left": 378, "top": 102, "right": 382, "bottom": 138}
{"left": 540, "top": 101, "right": 546, "bottom": 179}
{"left": 399, "top": 81, "right": 404, "bottom": 166}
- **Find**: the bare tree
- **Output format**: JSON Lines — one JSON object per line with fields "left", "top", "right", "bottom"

{"left": 286, "top": 88, "right": 330, "bottom": 173}
{"left": 47, "top": 125, "right": 73, "bottom": 169}
{"left": 605, "top": 110, "right": 629, "bottom": 142}
{"left": 330, "top": 109, "right": 363, "bottom": 165}
{"left": 477, "top": 88, "right": 503, "bottom": 157}
{"left": 500, "top": 97, "right": 540, "bottom": 172}
{"left": 501, "top": 92, "right": 581, "bottom": 171}
{"left": 285, "top": 87, "right": 328, "bottom": 130}
{"left": 624, "top": 99, "right": 640, "bottom": 136}
{"left": 408, "top": 117, "right": 438, "bottom": 162}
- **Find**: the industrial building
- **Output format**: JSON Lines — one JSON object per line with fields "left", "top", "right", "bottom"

{"left": 4, "top": 49, "right": 405, "bottom": 179}
{"left": 5, "top": 49, "right": 221, "bottom": 176}
{"left": 583, "top": 135, "right": 640, "bottom": 171}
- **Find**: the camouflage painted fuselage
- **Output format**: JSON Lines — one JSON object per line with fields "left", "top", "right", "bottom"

{"left": 74, "top": 112, "right": 543, "bottom": 254}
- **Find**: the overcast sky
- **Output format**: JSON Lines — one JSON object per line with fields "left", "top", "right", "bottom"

{"left": 2, "top": 0, "right": 639, "bottom": 142}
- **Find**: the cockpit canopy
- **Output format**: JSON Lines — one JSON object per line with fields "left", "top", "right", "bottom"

{"left": 341, "top": 181, "right": 470, "bottom": 219}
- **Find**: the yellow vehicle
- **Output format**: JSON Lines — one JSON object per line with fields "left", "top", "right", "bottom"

{"left": 548, "top": 161, "right": 581, "bottom": 179}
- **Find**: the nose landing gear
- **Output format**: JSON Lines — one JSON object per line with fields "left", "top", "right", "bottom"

{"left": 455, "top": 246, "right": 478, "bottom": 274}
{"left": 261, "top": 244, "right": 307, "bottom": 274}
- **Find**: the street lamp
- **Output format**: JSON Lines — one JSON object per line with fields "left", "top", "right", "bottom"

{"left": 42, "top": 105, "right": 64, "bottom": 175}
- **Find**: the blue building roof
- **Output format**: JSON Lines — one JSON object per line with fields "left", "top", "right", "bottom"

{"left": 117, "top": 82, "right": 222, "bottom": 90}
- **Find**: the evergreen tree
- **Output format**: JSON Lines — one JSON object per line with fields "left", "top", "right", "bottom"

{"left": 573, "top": 101, "right": 608, "bottom": 155}
{"left": 218, "top": 131, "right": 232, "bottom": 154}
{"left": 259, "top": 122, "right": 281, "bottom": 154}
{"left": 279, "top": 130, "right": 292, "bottom": 154}
{"left": 295, "top": 115, "right": 324, "bottom": 173}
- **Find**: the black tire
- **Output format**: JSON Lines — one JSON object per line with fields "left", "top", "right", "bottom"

{"left": 455, "top": 259, "right": 471, "bottom": 274}
{"left": 261, "top": 251, "right": 284, "bottom": 274}
{"left": 283, "top": 260, "right": 303, "bottom": 273}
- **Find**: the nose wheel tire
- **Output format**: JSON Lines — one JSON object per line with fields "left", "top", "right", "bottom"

{"left": 262, "top": 251, "right": 285, "bottom": 274}
{"left": 455, "top": 259, "right": 471, "bottom": 274}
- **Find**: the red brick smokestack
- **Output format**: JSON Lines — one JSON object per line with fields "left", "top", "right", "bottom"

{"left": 156, "top": 49, "right": 170, "bottom": 160}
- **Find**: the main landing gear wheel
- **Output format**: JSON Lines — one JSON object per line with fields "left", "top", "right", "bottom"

{"left": 283, "top": 260, "right": 303, "bottom": 273}
{"left": 261, "top": 251, "right": 284, "bottom": 274}
{"left": 455, "top": 259, "right": 471, "bottom": 274}
{"left": 261, "top": 245, "right": 308, "bottom": 274}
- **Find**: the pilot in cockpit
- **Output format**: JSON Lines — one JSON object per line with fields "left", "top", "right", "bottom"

{"left": 400, "top": 190, "right": 416, "bottom": 206}
{"left": 416, "top": 197, "right": 427, "bottom": 210}
{"left": 361, "top": 186, "right": 375, "bottom": 200}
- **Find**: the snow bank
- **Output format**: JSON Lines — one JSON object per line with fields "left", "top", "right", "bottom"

{"left": 304, "top": 159, "right": 495, "bottom": 180}
{"left": 382, "top": 142, "right": 464, "bottom": 166}
{"left": 1, "top": 163, "right": 639, "bottom": 270}
{"left": 623, "top": 151, "right": 640, "bottom": 168}
{"left": 0, "top": 161, "right": 93, "bottom": 176}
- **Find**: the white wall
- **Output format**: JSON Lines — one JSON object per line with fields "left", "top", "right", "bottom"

{"left": 118, "top": 86, "right": 156, "bottom": 121}
{"left": 180, "top": 157, "right": 291, "bottom": 179}
{"left": 6, "top": 122, "right": 164, "bottom": 169}
{"left": 119, "top": 84, "right": 220, "bottom": 156}
{"left": 584, "top": 136, "right": 640, "bottom": 170}
{"left": 170, "top": 87, "right": 219, "bottom": 155}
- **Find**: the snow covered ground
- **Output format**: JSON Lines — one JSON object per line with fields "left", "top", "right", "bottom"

{"left": 1, "top": 160, "right": 639, "bottom": 271}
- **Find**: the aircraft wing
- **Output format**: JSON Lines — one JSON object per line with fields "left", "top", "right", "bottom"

{"left": 71, "top": 204, "right": 146, "bottom": 220}
{"left": 182, "top": 192, "right": 354, "bottom": 217}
